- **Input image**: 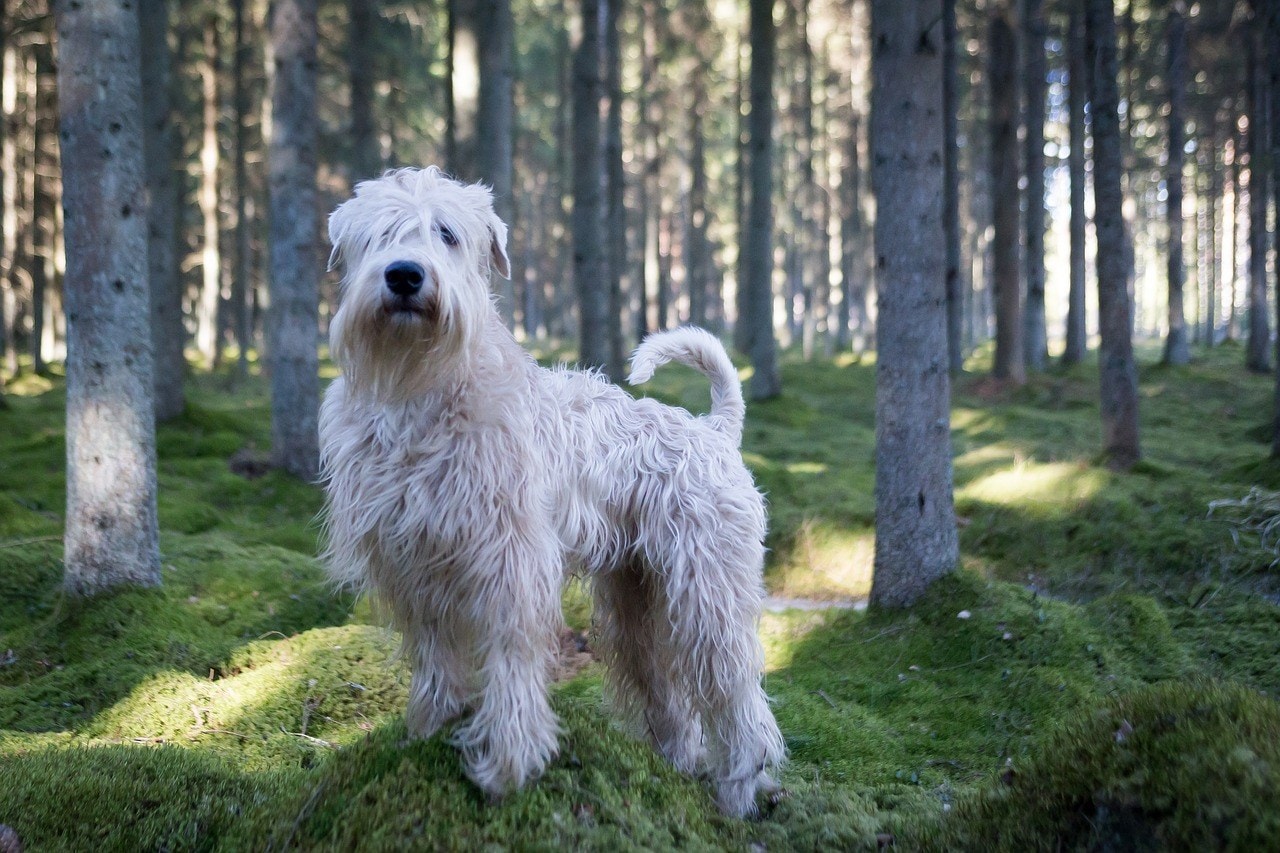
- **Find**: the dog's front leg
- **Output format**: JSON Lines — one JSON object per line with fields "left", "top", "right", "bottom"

{"left": 450, "top": 536, "right": 562, "bottom": 798}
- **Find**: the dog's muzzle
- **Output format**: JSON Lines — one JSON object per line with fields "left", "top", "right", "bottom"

{"left": 382, "top": 260, "right": 432, "bottom": 317}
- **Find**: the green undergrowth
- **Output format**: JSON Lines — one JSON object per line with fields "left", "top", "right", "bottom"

{"left": 2, "top": 345, "right": 1279, "bottom": 849}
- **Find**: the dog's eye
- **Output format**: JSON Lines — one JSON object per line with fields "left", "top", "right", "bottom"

{"left": 439, "top": 225, "right": 458, "bottom": 247}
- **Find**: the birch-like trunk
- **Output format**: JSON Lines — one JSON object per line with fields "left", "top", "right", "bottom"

{"left": 57, "top": 0, "right": 161, "bottom": 594}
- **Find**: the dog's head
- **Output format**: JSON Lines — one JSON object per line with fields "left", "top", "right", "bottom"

{"left": 327, "top": 166, "right": 511, "bottom": 398}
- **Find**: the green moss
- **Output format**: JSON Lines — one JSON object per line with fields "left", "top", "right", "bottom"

{"left": 3, "top": 347, "right": 1280, "bottom": 847}
{"left": 0, "top": 732, "right": 292, "bottom": 852}
{"left": 923, "top": 680, "right": 1280, "bottom": 851}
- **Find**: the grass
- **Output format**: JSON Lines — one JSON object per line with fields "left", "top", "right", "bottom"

{"left": 1, "top": 343, "right": 1279, "bottom": 849}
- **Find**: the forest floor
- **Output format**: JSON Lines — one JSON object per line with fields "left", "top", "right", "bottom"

{"left": 2, "top": 342, "right": 1279, "bottom": 850}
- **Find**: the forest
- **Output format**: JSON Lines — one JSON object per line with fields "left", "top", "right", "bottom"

{"left": 1, "top": 0, "right": 1280, "bottom": 848}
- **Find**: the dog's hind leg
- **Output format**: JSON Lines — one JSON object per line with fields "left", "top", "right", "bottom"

{"left": 450, "top": 539, "right": 563, "bottom": 797}
{"left": 593, "top": 560, "right": 704, "bottom": 775}
{"left": 662, "top": 537, "right": 786, "bottom": 818}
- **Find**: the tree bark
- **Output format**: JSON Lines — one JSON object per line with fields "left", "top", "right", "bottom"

{"left": 348, "top": 0, "right": 379, "bottom": 182}
{"left": 1268, "top": 0, "right": 1280, "bottom": 456}
{"left": 447, "top": 0, "right": 479, "bottom": 180}
{"left": 743, "top": 0, "right": 780, "bottom": 399}
{"left": 196, "top": 18, "right": 221, "bottom": 367}
{"left": 1022, "top": 0, "right": 1047, "bottom": 370}
{"left": 139, "top": 0, "right": 184, "bottom": 418}
{"left": 1063, "top": 0, "right": 1088, "bottom": 366}
{"left": 56, "top": 0, "right": 161, "bottom": 594}
{"left": 267, "top": 0, "right": 320, "bottom": 479}
{"left": 1086, "top": 0, "right": 1141, "bottom": 470}
{"left": 477, "top": 0, "right": 516, "bottom": 327}
{"left": 602, "top": 0, "right": 625, "bottom": 379}
{"left": 869, "top": 0, "right": 958, "bottom": 609}
{"left": 1162, "top": 2, "right": 1190, "bottom": 366}
{"left": 572, "top": 0, "right": 608, "bottom": 369}
{"left": 232, "top": 0, "right": 253, "bottom": 382}
{"left": 1245, "top": 14, "right": 1270, "bottom": 373}
{"left": 989, "top": 5, "right": 1024, "bottom": 383}
{"left": 942, "top": 0, "right": 963, "bottom": 373}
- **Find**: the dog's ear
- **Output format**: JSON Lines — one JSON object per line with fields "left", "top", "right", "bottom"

{"left": 327, "top": 200, "right": 353, "bottom": 273}
{"left": 488, "top": 214, "right": 512, "bottom": 280}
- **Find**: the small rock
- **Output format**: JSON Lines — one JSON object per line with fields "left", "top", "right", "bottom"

{"left": 0, "top": 824, "right": 23, "bottom": 853}
{"left": 1114, "top": 719, "right": 1134, "bottom": 743}
{"left": 957, "top": 610, "right": 971, "bottom": 620}
{"left": 1002, "top": 632, "right": 1013, "bottom": 641}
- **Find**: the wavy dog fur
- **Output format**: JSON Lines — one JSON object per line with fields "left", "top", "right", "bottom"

{"left": 319, "top": 167, "right": 785, "bottom": 816}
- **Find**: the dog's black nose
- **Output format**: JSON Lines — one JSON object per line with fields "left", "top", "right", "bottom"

{"left": 384, "top": 261, "right": 425, "bottom": 296}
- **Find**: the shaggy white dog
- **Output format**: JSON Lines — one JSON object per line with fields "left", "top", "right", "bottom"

{"left": 319, "top": 167, "right": 785, "bottom": 817}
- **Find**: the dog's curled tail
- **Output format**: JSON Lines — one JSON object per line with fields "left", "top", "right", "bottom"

{"left": 628, "top": 326, "right": 745, "bottom": 444}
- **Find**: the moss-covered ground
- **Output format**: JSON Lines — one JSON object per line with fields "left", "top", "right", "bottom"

{"left": 2, "top": 344, "right": 1278, "bottom": 850}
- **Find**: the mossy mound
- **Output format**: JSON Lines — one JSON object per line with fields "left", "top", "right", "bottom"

{"left": 927, "top": 680, "right": 1280, "bottom": 851}
{"left": 0, "top": 737, "right": 289, "bottom": 852}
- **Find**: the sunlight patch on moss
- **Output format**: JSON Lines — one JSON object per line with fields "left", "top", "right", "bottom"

{"left": 770, "top": 519, "right": 873, "bottom": 600}
{"left": 959, "top": 460, "right": 1104, "bottom": 508}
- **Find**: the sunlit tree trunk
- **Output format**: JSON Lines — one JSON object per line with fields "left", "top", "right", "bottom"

{"left": 30, "top": 38, "right": 56, "bottom": 378}
{"left": 196, "top": 18, "right": 221, "bottom": 367}
{"left": 1023, "top": 0, "right": 1047, "bottom": 370}
{"left": 1087, "top": 0, "right": 1141, "bottom": 470}
{"left": 1245, "top": 15, "right": 1270, "bottom": 373}
{"left": 989, "top": 4, "right": 1023, "bottom": 383}
{"left": 572, "top": 0, "right": 608, "bottom": 369}
{"left": 1162, "top": 2, "right": 1190, "bottom": 366}
{"left": 869, "top": 0, "right": 958, "bottom": 609}
{"left": 447, "top": 0, "right": 479, "bottom": 180}
{"left": 743, "top": 0, "right": 780, "bottom": 399}
{"left": 56, "top": 0, "right": 161, "bottom": 594}
{"left": 267, "top": 0, "right": 320, "bottom": 479}
{"left": 478, "top": 0, "right": 516, "bottom": 328}
{"left": 1063, "top": 0, "right": 1088, "bottom": 366}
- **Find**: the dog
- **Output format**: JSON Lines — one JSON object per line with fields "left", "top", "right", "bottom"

{"left": 319, "top": 167, "right": 785, "bottom": 817}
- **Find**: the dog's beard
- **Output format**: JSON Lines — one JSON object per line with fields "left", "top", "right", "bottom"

{"left": 332, "top": 276, "right": 472, "bottom": 402}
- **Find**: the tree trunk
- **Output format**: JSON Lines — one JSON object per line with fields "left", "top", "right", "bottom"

{"left": 942, "top": 0, "right": 963, "bottom": 373}
{"left": 869, "top": 0, "right": 958, "bottom": 609}
{"left": 447, "top": 0, "right": 479, "bottom": 180}
{"left": 56, "top": 0, "right": 161, "bottom": 594}
{"left": 1086, "top": 0, "right": 1141, "bottom": 470}
{"left": 232, "top": 0, "right": 253, "bottom": 382}
{"left": 30, "top": 38, "right": 56, "bottom": 378}
{"left": 1245, "top": 17, "right": 1270, "bottom": 373}
{"left": 989, "top": 5, "right": 1024, "bottom": 383}
{"left": 602, "top": 0, "right": 625, "bottom": 380}
{"left": 477, "top": 0, "right": 516, "bottom": 327}
{"left": 1162, "top": 2, "right": 1190, "bottom": 366}
{"left": 267, "top": 0, "right": 320, "bottom": 479}
{"left": 139, "top": 0, "right": 183, "bottom": 417}
{"left": 197, "top": 18, "right": 221, "bottom": 367}
{"left": 572, "top": 0, "right": 608, "bottom": 369}
{"left": 1063, "top": 0, "right": 1088, "bottom": 366}
{"left": 1023, "top": 0, "right": 1047, "bottom": 370}
{"left": 348, "top": 0, "right": 379, "bottom": 182}
{"left": 1268, "top": 0, "right": 1280, "bottom": 456}
{"left": 743, "top": 0, "right": 780, "bottom": 399}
